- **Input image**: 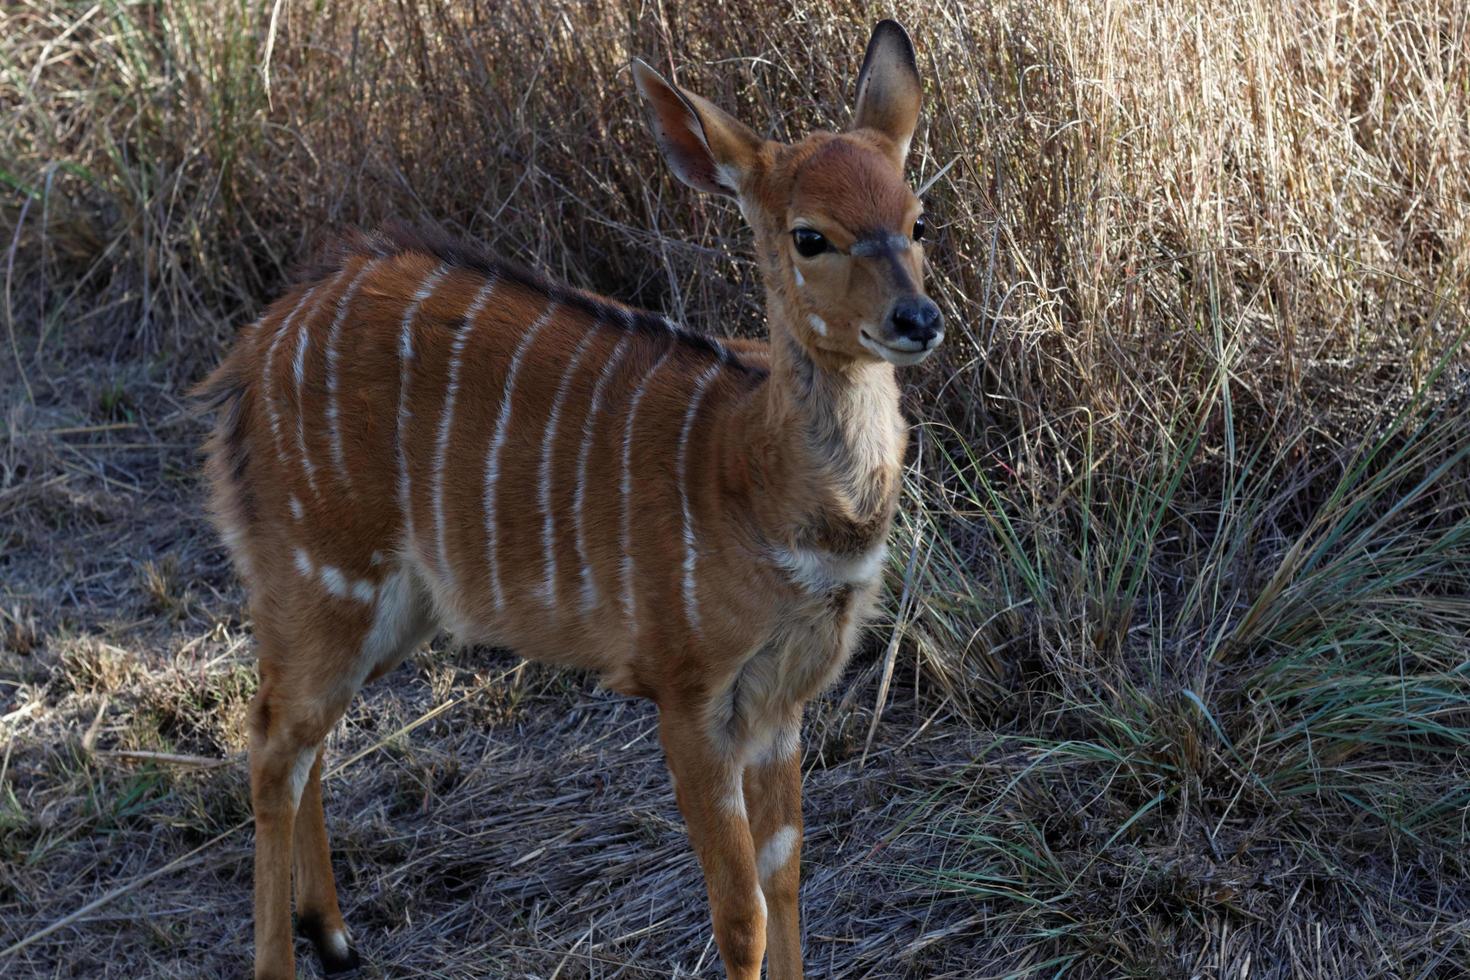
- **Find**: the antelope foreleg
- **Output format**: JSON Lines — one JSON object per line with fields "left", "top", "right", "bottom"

{"left": 660, "top": 710, "right": 765, "bottom": 980}
{"left": 745, "top": 723, "right": 804, "bottom": 979}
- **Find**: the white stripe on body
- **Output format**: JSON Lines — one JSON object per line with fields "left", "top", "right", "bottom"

{"left": 574, "top": 335, "right": 632, "bottom": 610}
{"left": 396, "top": 264, "right": 451, "bottom": 555}
{"left": 263, "top": 286, "right": 322, "bottom": 474}
{"left": 676, "top": 361, "right": 723, "bottom": 633}
{"left": 484, "top": 302, "right": 559, "bottom": 612}
{"left": 618, "top": 342, "right": 676, "bottom": 623}
{"left": 292, "top": 270, "right": 348, "bottom": 502}
{"left": 325, "top": 260, "right": 379, "bottom": 496}
{"left": 537, "top": 324, "right": 600, "bottom": 602}
{"left": 433, "top": 277, "right": 499, "bottom": 592}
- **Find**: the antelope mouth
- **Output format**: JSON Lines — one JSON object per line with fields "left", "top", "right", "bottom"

{"left": 858, "top": 329, "right": 941, "bottom": 366}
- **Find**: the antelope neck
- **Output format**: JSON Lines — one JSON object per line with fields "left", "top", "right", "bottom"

{"left": 746, "top": 313, "right": 906, "bottom": 557}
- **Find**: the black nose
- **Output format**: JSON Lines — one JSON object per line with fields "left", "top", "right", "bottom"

{"left": 890, "top": 297, "right": 943, "bottom": 345}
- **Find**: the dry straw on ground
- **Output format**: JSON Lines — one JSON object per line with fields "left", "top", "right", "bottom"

{"left": 2, "top": 1, "right": 1468, "bottom": 977}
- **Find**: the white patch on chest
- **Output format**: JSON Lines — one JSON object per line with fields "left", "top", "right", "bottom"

{"left": 771, "top": 540, "right": 888, "bottom": 594}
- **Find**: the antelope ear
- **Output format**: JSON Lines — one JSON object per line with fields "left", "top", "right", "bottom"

{"left": 632, "top": 58, "right": 763, "bottom": 199}
{"left": 851, "top": 20, "right": 922, "bottom": 166}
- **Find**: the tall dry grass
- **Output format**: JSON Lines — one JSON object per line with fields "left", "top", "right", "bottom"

{"left": 4, "top": 0, "right": 1470, "bottom": 974}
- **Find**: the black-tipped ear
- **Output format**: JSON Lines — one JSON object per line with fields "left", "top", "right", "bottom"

{"left": 851, "top": 20, "right": 922, "bottom": 166}
{"left": 632, "top": 58, "right": 763, "bottom": 199}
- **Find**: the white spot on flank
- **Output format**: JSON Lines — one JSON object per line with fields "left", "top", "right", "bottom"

{"left": 619, "top": 344, "right": 675, "bottom": 623}
{"left": 319, "top": 565, "right": 349, "bottom": 598}
{"left": 397, "top": 264, "right": 451, "bottom": 553}
{"left": 538, "top": 325, "right": 599, "bottom": 602}
{"left": 808, "top": 314, "right": 828, "bottom": 337}
{"left": 434, "top": 277, "right": 497, "bottom": 593}
{"left": 325, "top": 260, "right": 379, "bottom": 495}
{"left": 288, "top": 747, "right": 316, "bottom": 809}
{"left": 677, "top": 362, "right": 722, "bottom": 632}
{"left": 485, "top": 303, "right": 559, "bottom": 611}
{"left": 289, "top": 495, "right": 304, "bottom": 521}
{"left": 295, "top": 553, "right": 373, "bottom": 605}
{"left": 757, "top": 825, "right": 799, "bottom": 884}
{"left": 326, "top": 567, "right": 377, "bottom": 604}
{"left": 575, "top": 335, "right": 632, "bottom": 610}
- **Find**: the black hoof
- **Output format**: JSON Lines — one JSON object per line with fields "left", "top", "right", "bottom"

{"left": 295, "top": 913, "right": 363, "bottom": 975}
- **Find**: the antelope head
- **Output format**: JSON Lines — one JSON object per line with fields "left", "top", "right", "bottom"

{"left": 633, "top": 19, "right": 943, "bottom": 369}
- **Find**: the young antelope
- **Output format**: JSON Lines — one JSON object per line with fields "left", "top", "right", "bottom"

{"left": 198, "top": 20, "right": 943, "bottom": 979}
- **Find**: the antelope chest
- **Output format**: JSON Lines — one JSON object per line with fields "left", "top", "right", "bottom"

{"left": 708, "top": 537, "right": 888, "bottom": 757}
{"left": 772, "top": 539, "right": 889, "bottom": 597}
{"left": 774, "top": 538, "right": 888, "bottom": 688}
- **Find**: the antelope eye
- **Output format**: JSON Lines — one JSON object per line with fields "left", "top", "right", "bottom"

{"left": 792, "top": 228, "right": 829, "bottom": 258}
{"left": 912, "top": 215, "right": 927, "bottom": 242}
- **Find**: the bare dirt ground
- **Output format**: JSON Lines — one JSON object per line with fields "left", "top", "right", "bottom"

{"left": 0, "top": 353, "right": 996, "bottom": 978}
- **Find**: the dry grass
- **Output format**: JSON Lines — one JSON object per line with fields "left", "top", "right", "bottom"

{"left": 2, "top": 1, "right": 1469, "bottom": 977}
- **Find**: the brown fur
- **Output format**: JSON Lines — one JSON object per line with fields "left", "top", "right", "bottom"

{"left": 200, "top": 20, "right": 938, "bottom": 980}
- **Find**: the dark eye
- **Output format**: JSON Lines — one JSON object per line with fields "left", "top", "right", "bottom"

{"left": 792, "top": 228, "right": 828, "bottom": 258}
{"left": 912, "top": 216, "right": 927, "bottom": 242}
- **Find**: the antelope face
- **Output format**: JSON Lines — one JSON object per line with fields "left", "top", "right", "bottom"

{"left": 777, "top": 133, "right": 940, "bottom": 366}
{"left": 634, "top": 20, "right": 943, "bottom": 368}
